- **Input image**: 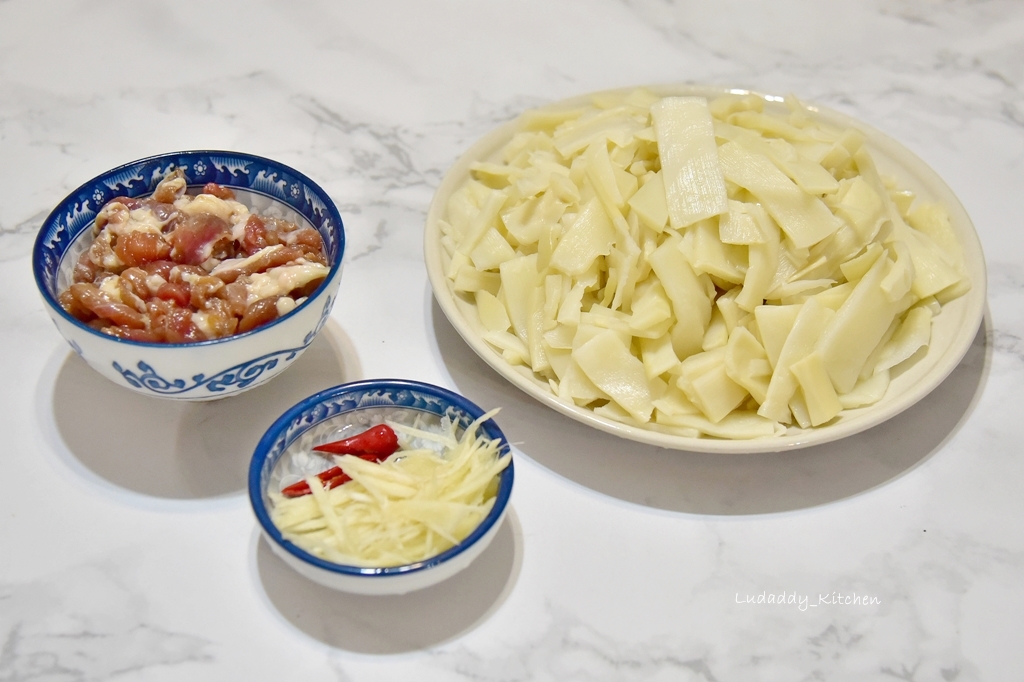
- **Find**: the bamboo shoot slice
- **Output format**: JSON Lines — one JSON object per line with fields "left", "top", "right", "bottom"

{"left": 651, "top": 96, "right": 729, "bottom": 229}
{"left": 789, "top": 351, "right": 842, "bottom": 426}
{"left": 718, "top": 141, "right": 841, "bottom": 249}
{"left": 573, "top": 328, "right": 654, "bottom": 422}
{"left": 549, "top": 198, "right": 616, "bottom": 276}
{"left": 815, "top": 253, "right": 911, "bottom": 393}
{"left": 758, "top": 297, "right": 835, "bottom": 423}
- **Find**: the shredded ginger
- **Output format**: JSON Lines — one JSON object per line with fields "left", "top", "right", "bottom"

{"left": 269, "top": 410, "right": 510, "bottom": 567}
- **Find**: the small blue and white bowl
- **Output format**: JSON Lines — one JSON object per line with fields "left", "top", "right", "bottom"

{"left": 249, "top": 379, "right": 515, "bottom": 595}
{"left": 32, "top": 150, "right": 345, "bottom": 401}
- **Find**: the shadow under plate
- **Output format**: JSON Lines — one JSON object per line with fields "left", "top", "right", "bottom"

{"left": 430, "top": 298, "right": 989, "bottom": 516}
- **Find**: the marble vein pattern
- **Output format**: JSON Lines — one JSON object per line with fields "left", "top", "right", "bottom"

{"left": 1, "top": 561, "right": 213, "bottom": 679}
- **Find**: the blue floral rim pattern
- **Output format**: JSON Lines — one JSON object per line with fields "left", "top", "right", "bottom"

{"left": 248, "top": 380, "right": 515, "bottom": 578}
{"left": 32, "top": 150, "right": 345, "bottom": 348}
{"left": 111, "top": 295, "right": 334, "bottom": 396}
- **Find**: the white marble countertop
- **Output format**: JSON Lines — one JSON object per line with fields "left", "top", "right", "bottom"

{"left": 2, "top": 1, "right": 1022, "bottom": 679}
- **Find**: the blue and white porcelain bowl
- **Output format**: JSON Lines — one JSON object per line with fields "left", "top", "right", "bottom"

{"left": 249, "top": 379, "right": 515, "bottom": 595}
{"left": 32, "top": 150, "right": 345, "bottom": 401}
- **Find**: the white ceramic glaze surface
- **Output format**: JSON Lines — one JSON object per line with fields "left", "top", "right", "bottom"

{"left": 425, "top": 84, "right": 987, "bottom": 453}
{"left": 3, "top": 1, "right": 1022, "bottom": 679}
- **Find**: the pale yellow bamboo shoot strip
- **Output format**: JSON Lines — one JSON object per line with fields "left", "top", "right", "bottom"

{"left": 627, "top": 171, "right": 669, "bottom": 232}
{"left": 718, "top": 141, "right": 841, "bottom": 249}
{"left": 789, "top": 351, "right": 842, "bottom": 426}
{"left": 853, "top": 148, "right": 962, "bottom": 299}
{"left": 814, "top": 253, "right": 913, "bottom": 394}
{"left": 713, "top": 119, "right": 840, "bottom": 195}
{"left": 573, "top": 328, "right": 654, "bottom": 422}
{"left": 757, "top": 297, "right": 835, "bottom": 423}
{"left": 651, "top": 97, "right": 729, "bottom": 229}
{"left": 549, "top": 198, "right": 616, "bottom": 276}
{"left": 648, "top": 235, "right": 713, "bottom": 360}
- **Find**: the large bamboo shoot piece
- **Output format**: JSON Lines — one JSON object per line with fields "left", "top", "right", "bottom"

{"left": 815, "top": 253, "right": 911, "bottom": 393}
{"left": 651, "top": 97, "right": 729, "bottom": 229}
{"left": 573, "top": 328, "right": 654, "bottom": 422}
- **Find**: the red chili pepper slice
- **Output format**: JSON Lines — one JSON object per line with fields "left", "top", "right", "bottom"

{"left": 280, "top": 424, "right": 400, "bottom": 498}
{"left": 311, "top": 423, "right": 399, "bottom": 456}
{"left": 279, "top": 452, "right": 386, "bottom": 498}
{"left": 281, "top": 466, "right": 346, "bottom": 498}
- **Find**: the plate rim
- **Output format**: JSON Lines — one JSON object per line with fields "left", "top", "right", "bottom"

{"left": 424, "top": 83, "right": 988, "bottom": 454}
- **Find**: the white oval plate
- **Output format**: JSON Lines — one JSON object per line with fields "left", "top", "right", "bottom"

{"left": 424, "top": 84, "right": 987, "bottom": 453}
